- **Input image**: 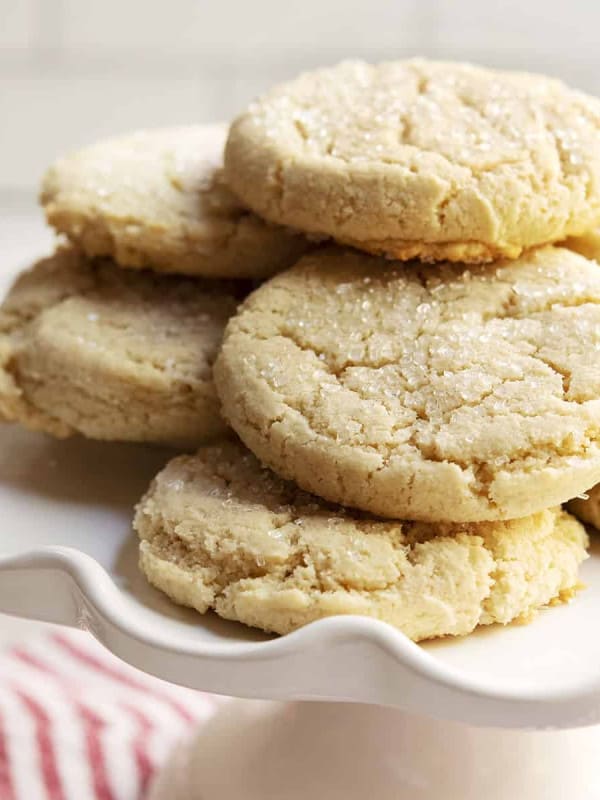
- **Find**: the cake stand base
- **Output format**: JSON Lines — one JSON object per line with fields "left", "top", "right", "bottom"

{"left": 148, "top": 699, "right": 600, "bottom": 800}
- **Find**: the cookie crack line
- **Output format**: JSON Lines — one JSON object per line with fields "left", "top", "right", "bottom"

{"left": 259, "top": 304, "right": 596, "bottom": 409}
{"left": 151, "top": 530, "right": 495, "bottom": 600}
{"left": 282, "top": 358, "right": 600, "bottom": 469}
{"left": 290, "top": 102, "right": 528, "bottom": 178}
{"left": 146, "top": 511, "right": 471, "bottom": 601}
{"left": 224, "top": 310, "right": 600, "bottom": 472}
{"left": 294, "top": 79, "right": 529, "bottom": 177}
{"left": 231, "top": 359, "right": 467, "bottom": 501}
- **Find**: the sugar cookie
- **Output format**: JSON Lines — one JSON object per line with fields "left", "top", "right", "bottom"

{"left": 0, "top": 248, "right": 239, "bottom": 446}
{"left": 215, "top": 246, "right": 600, "bottom": 521}
{"left": 42, "top": 125, "right": 309, "bottom": 278}
{"left": 135, "top": 441, "right": 588, "bottom": 639}
{"left": 226, "top": 60, "right": 600, "bottom": 262}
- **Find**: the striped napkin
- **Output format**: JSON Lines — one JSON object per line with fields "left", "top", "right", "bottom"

{"left": 0, "top": 628, "right": 220, "bottom": 799}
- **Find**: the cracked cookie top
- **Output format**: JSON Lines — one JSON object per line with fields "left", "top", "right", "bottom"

{"left": 134, "top": 439, "right": 588, "bottom": 639}
{"left": 215, "top": 245, "right": 600, "bottom": 522}
{"left": 41, "top": 124, "right": 310, "bottom": 279}
{"left": 225, "top": 59, "right": 600, "bottom": 263}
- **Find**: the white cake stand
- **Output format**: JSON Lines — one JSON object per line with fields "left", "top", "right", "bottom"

{"left": 2, "top": 424, "right": 600, "bottom": 799}
{"left": 2, "top": 235, "right": 600, "bottom": 796}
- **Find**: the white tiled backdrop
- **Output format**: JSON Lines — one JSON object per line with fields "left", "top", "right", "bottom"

{"left": 2, "top": 0, "right": 600, "bottom": 193}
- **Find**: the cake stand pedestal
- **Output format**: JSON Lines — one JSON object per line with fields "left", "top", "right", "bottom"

{"left": 149, "top": 700, "right": 600, "bottom": 800}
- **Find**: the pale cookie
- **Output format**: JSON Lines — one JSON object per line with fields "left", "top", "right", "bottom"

{"left": 225, "top": 59, "right": 600, "bottom": 263}
{"left": 568, "top": 484, "right": 600, "bottom": 530}
{"left": 215, "top": 246, "right": 600, "bottom": 522}
{"left": 41, "top": 124, "right": 309, "bottom": 279}
{"left": 134, "top": 440, "right": 588, "bottom": 639}
{"left": 0, "top": 248, "right": 240, "bottom": 446}
{"left": 563, "top": 229, "right": 600, "bottom": 262}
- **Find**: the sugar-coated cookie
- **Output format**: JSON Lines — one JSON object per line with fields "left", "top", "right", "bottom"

{"left": 0, "top": 248, "right": 239, "bottom": 446}
{"left": 225, "top": 59, "right": 600, "bottom": 263}
{"left": 41, "top": 125, "right": 310, "bottom": 279}
{"left": 135, "top": 440, "right": 588, "bottom": 639}
{"left": 215, "top": 246, "right": 600, "bottom": 522}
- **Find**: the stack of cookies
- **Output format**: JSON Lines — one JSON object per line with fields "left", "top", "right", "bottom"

{"left": 3, "top": 59, "right": 600, "bottom": 643}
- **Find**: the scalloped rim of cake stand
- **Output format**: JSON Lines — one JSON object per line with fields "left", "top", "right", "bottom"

{"left": 1, "top": 545, "right": 600, "bottom": 729}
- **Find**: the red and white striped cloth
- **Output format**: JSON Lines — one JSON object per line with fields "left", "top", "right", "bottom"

{"left": 0, "top": 628, "right": 221, "bottom": 799}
